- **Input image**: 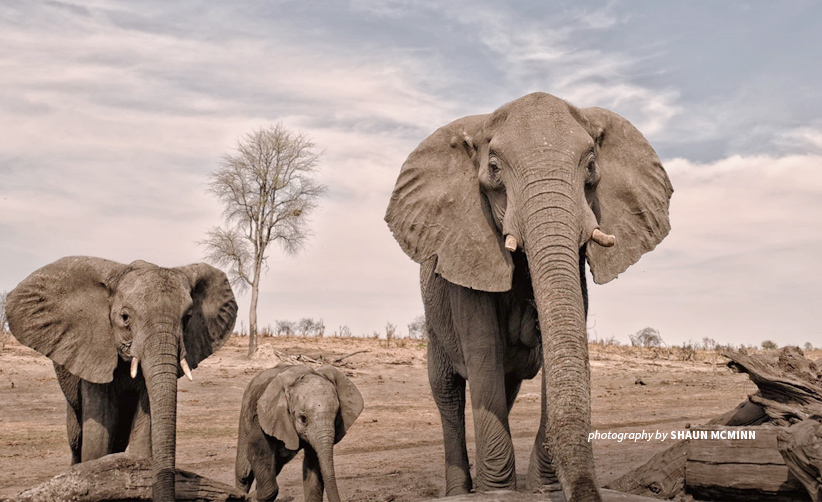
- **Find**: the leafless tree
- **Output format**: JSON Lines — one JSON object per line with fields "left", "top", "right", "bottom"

{"left": 385, "top": 322, "right": 397, "bottom": 348}
{"left": 407, "top": 315, "right": 426, "bottom": 340}
{"left": 201, "top": 124, "right": 326, "bottom": 356}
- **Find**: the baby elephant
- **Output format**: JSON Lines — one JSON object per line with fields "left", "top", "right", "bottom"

{"left": 236, "top": 363, "right": 364, "bottom": 502}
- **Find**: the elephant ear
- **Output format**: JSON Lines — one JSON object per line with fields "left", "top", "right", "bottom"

{"left": 579, "top": 107, "right": 673, "bottom": 284}
{"left": 6, "top": 256, "right": 129, "bottom": 384}
{"left": 176, "top": 263, "right": 238, "bottom": 370}
{"left": 315, "top": 365, "right": 364, "bottom": 443}
{"left": 257, "top": 366, "right": 309, "bottom": 450}
{"left": 385, "top": 114, "right": 514, "bottom": 292}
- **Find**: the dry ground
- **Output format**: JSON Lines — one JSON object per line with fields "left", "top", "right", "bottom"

{"left": 1, "top": 335, "right": 799, "bottom": 501}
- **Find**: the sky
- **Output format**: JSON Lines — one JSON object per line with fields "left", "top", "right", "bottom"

{"left": 1, "top": 1, "right": 821, "bottom": 348}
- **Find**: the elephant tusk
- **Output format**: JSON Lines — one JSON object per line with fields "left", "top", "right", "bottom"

{"left": 180, "top": 359, "right": 193, "bottom": 381}
{"left": 591, "top": 228, "right": 616, "bottom": 247}
{"left": 130, "top": 357, "right": 139, "bottom": 378}
{"left": 504, "top": 235, "right": 518, "bottom": 252}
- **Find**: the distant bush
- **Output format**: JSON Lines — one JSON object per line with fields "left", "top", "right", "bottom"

{"left": 407, "top": 315, "right": 426, "bottom": 340}
{"left": 275, "top": 320, "right": 296, "bottom": 336}
{"left": 761, "top": 340, "right": 778, "bottom": 350}
{"left": 385, "top": 322, "right": 397, "bottom": 348}
{"left": 630, "top": 327, "right": 664, "bottom": 348}
{"left": 804, "top": 342, "right": 814, "bottom": 352}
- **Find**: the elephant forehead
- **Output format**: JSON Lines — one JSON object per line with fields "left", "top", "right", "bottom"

{"left": 117, "top": 268, "right": 191, "bottom": 304}
{"left": 291, "top": 376, "right": 337, "bottom": 405}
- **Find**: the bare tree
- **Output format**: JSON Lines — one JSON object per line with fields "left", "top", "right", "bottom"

{"left": 385, "top": 322, "right": 397, "bottom": 348}
{"left": 629, "top": 327, "right": 664, "bottom": 348}
{"left": 0, "top": 291, "right": 8, "bottom": 350}
{"left": 407, "top": 315, "right": 426, "bottom": 340}
{"left": 202, "top": 124, "right": 326, "bottom": 356}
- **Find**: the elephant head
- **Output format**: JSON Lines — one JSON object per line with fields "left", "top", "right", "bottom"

{"left": 257, "top": 365, "right": 363, "bottom": 502}
{"left": 6, "top": 256, "right": 238, "bottom": 502}
{"left": 386, "top": 93, "right": 672, "bottom": 501}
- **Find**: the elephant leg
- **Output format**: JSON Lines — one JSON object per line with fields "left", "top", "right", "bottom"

{"left": 66, "top": 402, "right": 82, "bottom": 464}
{"left": 302, "top": 446, "right": 324, "bottom": 502}
{"left": 80, "top": 380, "right": 118, "bottom": 462}
{"left": 526, "top": 369, "right": 559, "bottom": 490}
{"left": 129, "top": 389, "right": 152, "bottom": 458}
{"left": 247, "top": 427, "right": 280, "bottom": 502}
{"left": 453, "top": 286, "right": 517, "bottom": 491}
{"left": 54, "top": 364, "right": 82, "bottom": 464}
{"left": 235, "top": 413, "right": 254, "bottom": 493}
{"left": 504, "top": 374, "right": 523, "bottom": 412}
{"left": 428, "top": 338, "right": 471, "bottom": 496}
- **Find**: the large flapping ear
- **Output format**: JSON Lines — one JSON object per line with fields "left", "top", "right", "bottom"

{"left": 385, "top": 114, "right": 514, "bottom": 292}
{"left": 315, "top": 365, "right": 364, "bottom": 443}
{"left": 6, "top": 256, "right": 129, "bottom": 384}
{"left": 176, "top": 263, "right": 238, "bottom": 369}
{"left": 257, "top": 365, "right": 311, "bottom": 450}
{"left": 577, "top": 107, "right": 674, "bottom": 284}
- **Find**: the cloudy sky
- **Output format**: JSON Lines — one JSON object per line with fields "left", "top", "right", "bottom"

{"left": 1, "top": 1, "right": 820, "bottom": 347}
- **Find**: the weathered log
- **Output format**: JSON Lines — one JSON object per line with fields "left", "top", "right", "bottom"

{"left": 685, "top": 425, "right": 808, "bottom": 501}
{"left": 604, "top": 439, "right": 687, "bottom": 499}
{"left": 778, "top": 417, "right": 822, "bottom": 502}
{"left": 6, "top": 453, "right": 248, "bottom": 502}
{"left": 723, "top": 347, "right": 822, "bottom": 426}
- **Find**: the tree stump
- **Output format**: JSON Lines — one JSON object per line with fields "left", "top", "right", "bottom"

{"left": 6, "top": 453, "right": 248, "bottom": 502}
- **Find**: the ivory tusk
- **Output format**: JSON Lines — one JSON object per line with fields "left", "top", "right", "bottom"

{"left": 130, "top": 357, "right": 139, "bottom": 378}
{"left": 180, "top": 359, "right": 193, "bottom": 381}
{"left": 591, "top": 228, "right": 616, "bottom": 247}
{"left": 504, "top": 235, "right": 518, "bottom": 252}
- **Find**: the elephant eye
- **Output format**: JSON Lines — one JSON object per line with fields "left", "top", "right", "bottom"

{"left": 585, "top": 157, "right": 599, "bottom": 187}
{"left": 298, "top": 414, "right": 307, "bottom": 424}
{"left": 120, "top": 311, "right": 130, "bottom": 327}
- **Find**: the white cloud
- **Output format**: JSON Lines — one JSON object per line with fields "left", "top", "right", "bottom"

{"left": 588, "top": 154, "right": 822, "bottom": 347}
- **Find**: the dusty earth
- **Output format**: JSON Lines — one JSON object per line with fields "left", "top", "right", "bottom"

{"left": 1, "top": 334, "right": 796, "bottom": 501}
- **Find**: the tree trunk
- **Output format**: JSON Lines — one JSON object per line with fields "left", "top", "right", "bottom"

{"left": 247, "top": 272, "right": 260, "bottom": 357}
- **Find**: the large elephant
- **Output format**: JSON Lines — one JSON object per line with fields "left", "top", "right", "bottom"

{"left": 385, "top": 93, "right": 672, "bottom": 501}
{"left": 6, "top": 256, "right": 238, "bottom": 502}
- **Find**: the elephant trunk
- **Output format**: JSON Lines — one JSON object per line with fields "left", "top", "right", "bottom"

{"left": 309, "top": 424, "right": 342, "bottom": 502}
{"left": 140, "top": 326, "right": 180, "bottom": 502}
{"left": 521, "top": 168, "right": 601, "bottom": 502}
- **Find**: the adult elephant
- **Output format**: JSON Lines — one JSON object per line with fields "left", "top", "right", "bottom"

{"left": 385, "top": 92, "right": 672, "bottom": 501}
{"left": 6, "top": 257, "right": 238, "bottom": 502}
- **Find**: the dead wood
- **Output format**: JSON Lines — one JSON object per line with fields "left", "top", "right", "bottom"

{"left": 6, "top": 453, "right": 248, "bottom": 502}
{"left": 608, "top": 348, "right": 822, "bottom": 501}
{"left": 778, "top": 417, "right": 822, "bottom": 502}
{"left": 604, "top": 439, "right": 687, "bottom": 499}
{"left": 333, "top": 349, "right": 371, "bottom": 363}
{"left": 722, "top": 347, "right": 822, "bottom": 426}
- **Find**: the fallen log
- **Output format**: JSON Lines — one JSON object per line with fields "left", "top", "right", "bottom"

{"left": 6, "top": 453, "right": 248, "bottom": 502}
{"left": 604, "top": 439, "right": 686, "bottom": 499}
{"left": 686, "top": 425, "right": 808, "bottom": 502}
{"left": 777, "top": 416, "right": 822, "bottom": 502}
{"left": 607, "top": 347, "right": 822, "bottom": 501}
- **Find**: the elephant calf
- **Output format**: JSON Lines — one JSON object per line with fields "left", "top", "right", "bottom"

{"left": 236, "top": 363, "right": 364, "bottom": 502}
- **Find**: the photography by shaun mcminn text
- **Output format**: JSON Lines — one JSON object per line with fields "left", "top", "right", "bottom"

{"left": 588, "top": 429, "right": 758, "bottom": 443}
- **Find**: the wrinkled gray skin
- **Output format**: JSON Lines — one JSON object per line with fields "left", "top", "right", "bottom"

{"left": 236, "top": 363, "right": 364, "bottom": 502}
{"left": 6, "top": 257, "right": 238, "bottom": 502}
{"left": 386, "top": 93, "right": 672, "bottom": 501}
